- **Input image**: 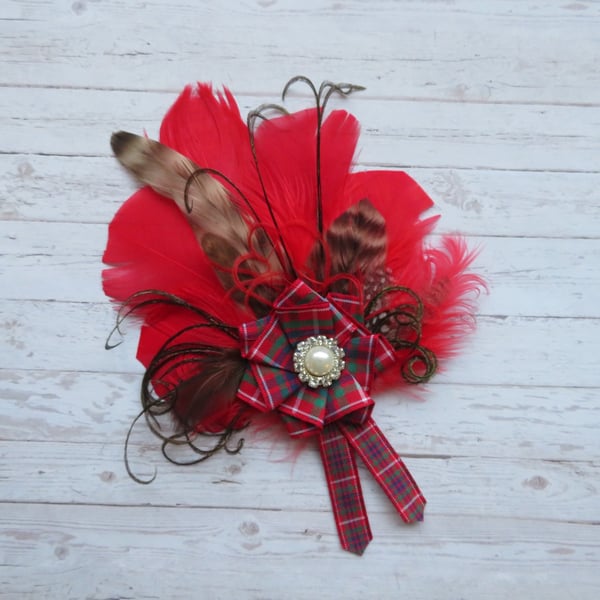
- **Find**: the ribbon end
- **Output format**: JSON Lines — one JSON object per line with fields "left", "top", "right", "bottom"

{"left": 414, "top": 503, "right": 425, "bottom": 523}
{"left": 342, "top": 532, "right": 372, "bottom": 556}
{"left": 401, "top": 494, "right": 426, "bottom": 524}
{"left": 319, "top": 425, "right": 373, "bottom": 557}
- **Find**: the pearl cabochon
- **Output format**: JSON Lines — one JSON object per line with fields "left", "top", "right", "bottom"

{"left": 293, "top": 335, "right": 345, "bottom": 388}
{"left": 304, "top": 346, "right": 336, "bottom": 377}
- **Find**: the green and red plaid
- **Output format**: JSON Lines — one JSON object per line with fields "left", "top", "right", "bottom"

{"left": 275, "top": 281, "right": 357, "bottom": 346}
{"left": 320, "top": 424, "right": 372, "bottom": 555}
{"left": 340, "top": 419, "right": 426, "bottom": 523}
{"left": 236, "top": 279, "right": 426, "bottom": 554}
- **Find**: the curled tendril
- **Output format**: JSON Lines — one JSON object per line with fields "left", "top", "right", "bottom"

{"left": 124, "top": 345, "right": 248, "bottom": 481}
{"left": 401, "top": 346, "right": 438, "bottom": 385}
{"left": 124, "top": 398, "right": 247, "bottom": 483}
{"left": 160, "top": 418, "right": 247, "bottom": 467}
{"left": 123, "top": 400, "right": 162, "bottom": 484}
{"left": 281, "top": 76, "right": 366, "bottom": 107}
{"left": 108, "top": 290, "right": 247, "bottom": 483}
{"left": 365, "top": 286, "right": 438, "bottom": 384}
{"left": 247, "top": 103, "right": 289, "bottom": 127}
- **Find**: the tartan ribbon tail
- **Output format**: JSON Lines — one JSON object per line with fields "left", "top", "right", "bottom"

{"left": 339, "top": 418, "right": 426, "bottom": 523}
{"left": 319, "top": 424, "right": 373, "bottom": 555}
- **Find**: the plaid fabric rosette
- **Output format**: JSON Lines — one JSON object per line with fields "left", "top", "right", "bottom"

{"left": 237, "top": 279, "right": 426, "bottom": 554}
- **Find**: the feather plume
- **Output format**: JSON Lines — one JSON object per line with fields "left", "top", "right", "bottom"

{"left": 111, "top": 131, "right": 250, "bottom": 255}
{"left": 110, "top": 131, "right": 287, "bottom": 307}
{"left": 103, "top": 78, "right": 485, "bottom": 466}
{"left": 161, "top": 347, "right": 248, "bottom": 433}
{"left": 324, "top": 198, "right": 387, "bottom": 287}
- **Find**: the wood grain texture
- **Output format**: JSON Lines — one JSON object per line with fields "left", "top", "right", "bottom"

{"left": 1, "top": 369, "right": 596, "bottom": 462}
{"left": 2, "top": 221, "right": 600, "bottom": 316}
{"left": 2, "top": 301, "right": 599, "bottom": 387}
{"left": 2, "top": 0, "right": 600, "bottom": 105}
{"left": 1, "top": 1, "right": 599, "bottom": 598}
{"left": 2, "top": 86, "right": 599, "bottom": 171}
{"left": 3, "top": 154, "right": 600, "bottom": 238}
{"left": 1, "top": 505, "right": 597, "bottom": 600}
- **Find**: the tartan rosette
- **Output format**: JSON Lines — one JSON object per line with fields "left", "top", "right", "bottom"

{"left": 236, "top": 279, "right": 426, "bottom": 555}
{"left": 237, "top": 279, "right": 395, "bottom": 435}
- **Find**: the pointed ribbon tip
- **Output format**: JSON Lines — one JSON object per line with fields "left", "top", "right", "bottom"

{"left": 319, "top": 425, "right": 373, "bottom": 555}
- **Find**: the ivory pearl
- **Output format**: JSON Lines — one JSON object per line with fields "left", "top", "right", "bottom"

{"left": 304, "top": 346, "right": 336, "bottom": 377}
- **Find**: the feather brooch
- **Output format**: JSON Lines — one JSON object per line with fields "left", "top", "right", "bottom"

{"left": 103, "top": 77, "right": 484, "bottom": 555}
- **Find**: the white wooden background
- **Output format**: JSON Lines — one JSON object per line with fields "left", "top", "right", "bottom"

{"left": 1, "top": 1, "right": 599, "bottom": 598}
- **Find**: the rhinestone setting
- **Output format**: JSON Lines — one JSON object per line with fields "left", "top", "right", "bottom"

{"left": 293, "top": 335, "right": 345, "bottom": 388}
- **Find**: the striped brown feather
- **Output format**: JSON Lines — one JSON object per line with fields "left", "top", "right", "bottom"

{"left": 323, "top": 199, "right": 387, "bottom": 292}
{"left": 111, "top": 131, "right": 250, "bottom": 257}
{"left": 111, "top": 131, "right": 285, "bottom": 310}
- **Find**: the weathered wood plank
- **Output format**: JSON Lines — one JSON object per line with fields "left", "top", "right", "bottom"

{"left": 1, "top": 300, "right": 598, "bottom": 387}
{"left": 2, "top": 0, "right": 600, "bottom": 105}
{"left": 2, "top": 154, "right": 600, "bottom": 239}
{"left": 1, "top": 2, "right": 598, "bottom": 598}
{"left": 0, "top": 440, "right": 597, "bottom": 523}
{"left": 1, "top": 504, "right": 598, "bottom": 600}
{"left": 1, "top": 369, "right": 597, "bottom": 461}
{"left": 2, "top": 220, "right": 598, "bottom": 317}
{"left": 2, "top": 87, "right": 599, "bottom": 171}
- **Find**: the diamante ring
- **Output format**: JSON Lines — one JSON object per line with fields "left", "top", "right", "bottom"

{"left": 293, "top": 335, "right": 345, "bottom": 388}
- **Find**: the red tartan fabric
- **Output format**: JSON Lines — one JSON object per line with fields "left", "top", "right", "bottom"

{"left": 319, "top": 425, "right": 372, "bottom": 555}
{"left": 237, "top": 279, "right": 426, "bottom": 554}
{"left": 339, "top": 419, "right": 426, "bottom": 522}
{"left": 237, "top": 280, "right": 388, "bottom": 436}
